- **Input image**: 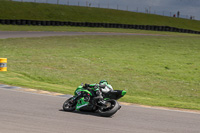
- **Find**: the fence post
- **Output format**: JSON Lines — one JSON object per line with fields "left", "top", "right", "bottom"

{"left": 149, "top": 6, "right": 151, "bottom": 14}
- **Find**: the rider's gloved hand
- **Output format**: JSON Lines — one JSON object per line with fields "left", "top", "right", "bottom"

{"left": 83, "top": 83, "right": 89, "bottom": 88}
{"left": 94, "top": 84, "right": 98, "bottom": 89}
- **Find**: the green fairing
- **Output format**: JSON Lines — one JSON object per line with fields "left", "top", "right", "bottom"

{"left": 104, "top": 98, "right": 110, "bottom": 100}
{"left": 122, "top": 90, "right": 127, "bottom": 96}
{"left": 88, "top": 84, "right": 96, "bottom": 87}
{"left": 94, "top": 88, "right": 99, "bottom": 91}
{"left": 76, "top": 89, "right": 92, "bottom": 96}
{"left": 76, "top": 97, "right": 89, "bottom": 110}
{"left": 74, "top": 86, "right": 93, "bottom": 96}
{"left": 89, "top": 84, "right": 99, "bottom": 91}
{"left": 75, "top": 84, "right": 99, "bottom": 92}
{"left": 74, "top": 86, "right": 83, "bottom": 95}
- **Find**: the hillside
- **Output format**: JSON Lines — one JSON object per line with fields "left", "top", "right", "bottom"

{"left": 0, "top": 1, "right": 200, "bottom": 31}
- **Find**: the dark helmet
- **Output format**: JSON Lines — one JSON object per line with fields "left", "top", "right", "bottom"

{"left": 99, "top": 80, "right": 108, "bottom": 85}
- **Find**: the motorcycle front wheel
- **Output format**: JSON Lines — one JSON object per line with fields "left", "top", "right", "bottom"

{"left": 63, "top": 97, "right": 76, "bottom": 112}
{"left": 98, "top": 100, "right": 120, "bottom": 117}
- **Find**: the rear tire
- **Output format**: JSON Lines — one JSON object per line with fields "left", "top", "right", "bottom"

{"left": 63, "top": 97, "right": 76, "bottom": 112}
{"left": 98, "top": 100, "right": 120, "bottom": 117}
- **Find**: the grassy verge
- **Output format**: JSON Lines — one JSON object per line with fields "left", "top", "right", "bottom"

{"left": 0, "top": 35, "right": 200, "bottom": 110}
{"left": 0, "top": 1, "right": 200, "bottom": 31}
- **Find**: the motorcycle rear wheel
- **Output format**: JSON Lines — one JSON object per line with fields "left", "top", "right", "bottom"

{"left": 63, "top": 97, "right": 76, "bottom": 112}
{"left": 98, "top": 100, "right": 120, "bottom": 117}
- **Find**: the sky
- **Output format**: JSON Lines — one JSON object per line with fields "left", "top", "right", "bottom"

{"left": 15, "top": 0, "right": 200, "bottom": 20}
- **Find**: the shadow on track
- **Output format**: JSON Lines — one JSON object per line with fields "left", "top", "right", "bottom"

{"left": 59, "top": 109, "right": 112, "bottom": 118}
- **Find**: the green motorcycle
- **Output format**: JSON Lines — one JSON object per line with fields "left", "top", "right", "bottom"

{"left": 63, "top": 83, "right": 126, "bottom": 117}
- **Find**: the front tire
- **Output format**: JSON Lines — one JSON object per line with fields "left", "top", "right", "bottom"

{"left": 98, "top": 100, "right": 120, "bottom": 117}
{"left": 63, "top": 97, "right": 76, "bottom": 112}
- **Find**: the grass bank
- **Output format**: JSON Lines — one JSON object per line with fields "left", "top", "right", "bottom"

{"left": 0, "top": 1, "right": 200, "bottom": 31}
{"left": 0, "top": 35, "right": 199, "bottom": 110}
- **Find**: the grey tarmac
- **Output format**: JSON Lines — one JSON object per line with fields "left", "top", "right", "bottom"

{"left": 0, "top": 87, "right": 199, "bottom": 133}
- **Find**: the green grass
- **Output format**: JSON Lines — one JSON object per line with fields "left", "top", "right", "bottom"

{"left": 0, "top": 35, "right": 200, "bottom": 110}
{"left": 0, "top": 1, "right": 200, "bottom": 31}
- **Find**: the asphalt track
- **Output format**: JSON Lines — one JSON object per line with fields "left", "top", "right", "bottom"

{"left": 0, "top": 86, "right": 200, "bottom": 133}
{"left": 0, "top": 31, "right": 167, "bottom": 39}
{"left": 0, "top": 31, "right": 200, "bottom": 133}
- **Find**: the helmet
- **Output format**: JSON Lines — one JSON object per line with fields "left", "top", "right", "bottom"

{"left": 99, "top": 80, "right": 108, "bottom": 85}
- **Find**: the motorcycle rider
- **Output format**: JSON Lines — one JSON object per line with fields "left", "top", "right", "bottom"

{"left": 83, "top": 80, "right": 113, "bottom": 100}
{"left": 99, "top": 80, "right": 113, "bottom": 94}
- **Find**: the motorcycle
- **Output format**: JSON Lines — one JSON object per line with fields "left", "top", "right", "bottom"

{"left": 63, "top": 83, "right": 126, "bottom": 117}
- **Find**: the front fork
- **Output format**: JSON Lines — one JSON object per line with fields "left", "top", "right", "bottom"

{"left": 72, "top": 95, "right": 81, "bottom": 102}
